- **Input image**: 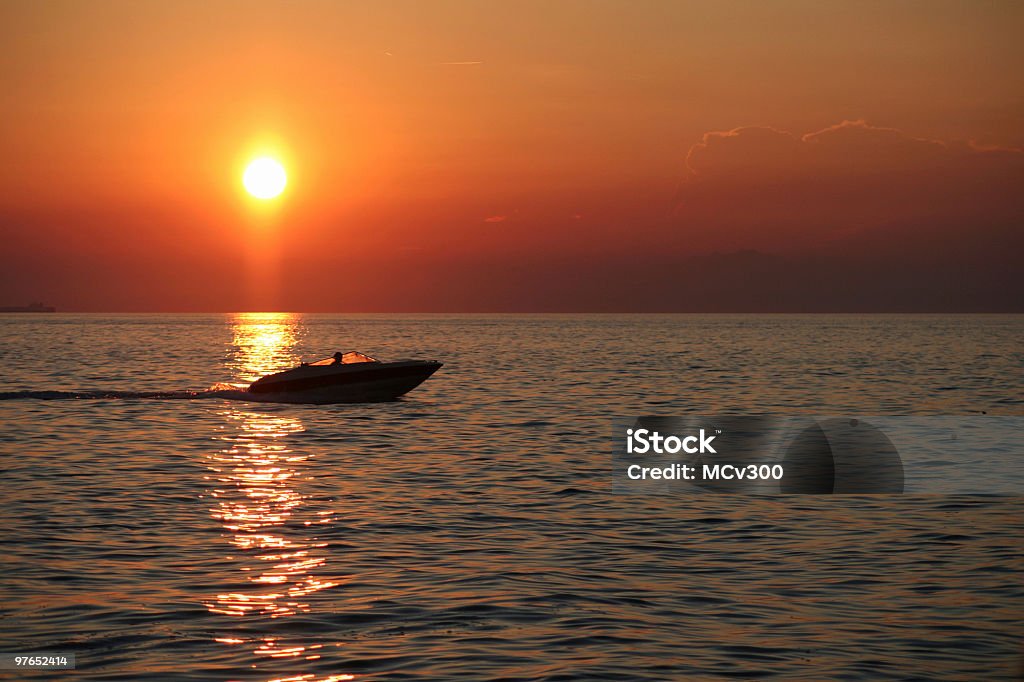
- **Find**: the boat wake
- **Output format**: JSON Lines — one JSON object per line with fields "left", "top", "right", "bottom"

{"left": 0, "top": 384, "right": 265, "bottom": 403}
{"left": 1, "top": 354, "right": 442, "bottom": 405}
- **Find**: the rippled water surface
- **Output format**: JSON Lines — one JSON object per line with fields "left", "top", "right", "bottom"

{"left": 1, "top": 314, "right": 1022, "bottom": 680}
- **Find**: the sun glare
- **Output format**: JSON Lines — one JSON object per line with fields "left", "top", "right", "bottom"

{"left": 243, "top": 158, "right": 287, "bottom": 200}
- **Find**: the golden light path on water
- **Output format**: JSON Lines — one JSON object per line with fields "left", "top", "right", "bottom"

{"left": 202, "top": 313, "right": 354, "bottom": 681}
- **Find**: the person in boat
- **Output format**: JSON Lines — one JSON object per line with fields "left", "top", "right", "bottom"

{"left": 332, "top": 351, "right": 344, "bottom": 364}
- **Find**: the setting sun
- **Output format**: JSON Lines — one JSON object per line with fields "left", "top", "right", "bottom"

{"left": 242, "top": 158, "right": 287, "bottom": 200}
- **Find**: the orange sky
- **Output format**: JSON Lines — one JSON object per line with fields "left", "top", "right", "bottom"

{"left": 1, "top": 1, "right": 1022, "bottom": 311}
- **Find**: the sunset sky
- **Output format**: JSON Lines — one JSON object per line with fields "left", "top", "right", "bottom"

{"left": 1, "top": 0, "right": 1021, "bottom": 311}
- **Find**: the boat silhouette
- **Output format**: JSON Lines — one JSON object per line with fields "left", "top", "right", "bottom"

{"left": 247, "top": 351, "right": 442, "bottom": 404}
{"left": 0, "top": 302, "right": 56, "bottom": 313}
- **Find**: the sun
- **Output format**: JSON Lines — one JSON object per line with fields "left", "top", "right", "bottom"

{"left": 243, "top": 157, "right": 287, "bottom": 200}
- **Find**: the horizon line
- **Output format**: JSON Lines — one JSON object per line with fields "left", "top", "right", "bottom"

{"left": 4, "top": 310, "right": 1023, "bottom": 315}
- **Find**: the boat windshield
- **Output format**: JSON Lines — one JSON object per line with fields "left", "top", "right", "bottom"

{"left": 308, "top": 351, "right": 379, "bottom": 366}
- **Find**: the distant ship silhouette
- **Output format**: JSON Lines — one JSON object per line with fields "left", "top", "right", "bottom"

{"left": 0, "top": 302, "right": 56, "bottom": 313}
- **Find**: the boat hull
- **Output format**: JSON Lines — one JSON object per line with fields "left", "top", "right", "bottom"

{"left": 247, "top": 360, "right": 441, "bottom": 404}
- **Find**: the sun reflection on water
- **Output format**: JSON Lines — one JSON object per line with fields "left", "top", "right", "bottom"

{"left": 227, "top": 312, "right": 303, "bottom": 384}
{"left": 203, "top": 313, "right": 352, "bottom": 680}
{"left": 205, "top": 410, "right": 340, "bottom": 619}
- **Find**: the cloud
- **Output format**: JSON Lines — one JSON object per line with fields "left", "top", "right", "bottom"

{"left": 686, "top": 120, "right": 958, "bottom": 179}
{"left": 675, "top": 120, "right": 1024, "bottom": 254}
{"left": 440, "top": 61, "right": 484, "bottom": 66}
{"left": 483, "top": 215, "right": 507, "bottom": 223}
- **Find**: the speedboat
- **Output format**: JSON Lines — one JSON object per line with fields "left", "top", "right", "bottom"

{"left": 247, "top": 351, "right": 442, "bottom": 404}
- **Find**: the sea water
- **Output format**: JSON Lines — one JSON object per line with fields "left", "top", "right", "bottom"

{"left": 1, "top": 314, "right": 1021, "bottom": 680}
